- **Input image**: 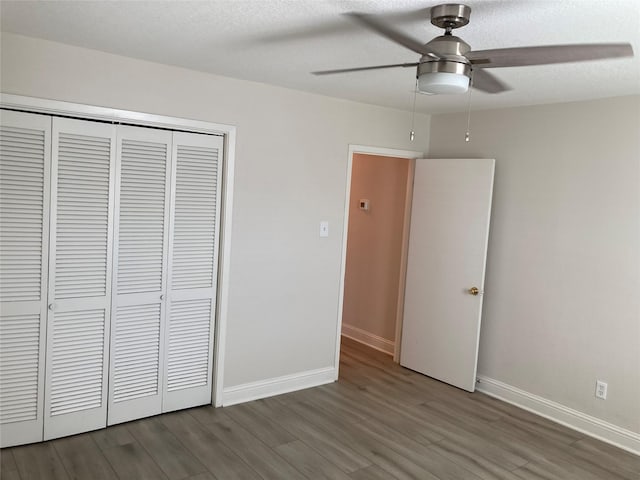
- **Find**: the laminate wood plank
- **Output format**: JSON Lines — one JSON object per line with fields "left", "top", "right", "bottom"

{"left": 52, "top": 435, "right": 118, "bottom": 480}
{"left": 287, "top": 400, "right": 442, "bottom": 480}
{"left": 426, "top": 399, "right": 581, "bottom": 451}
{"left": 0, "top": 448, "right": 21, "bottom": 480}
{"left": 569, "top": 437, "right": 640, "bottom": 480}
{"left": 126, "top": 416, "right": 208, "bottom": 479}
{"left": 275, "top": 440, "right": 353, "bottom": 480}
{"left": 416, "top": 401, "right": 629, "bottom": 480}
{"left": 339, "top": 367, "right": 438, "bottom": 407}
{"left": 0, "top": 467, "right": 21, "bottom": 480}
{"left": 410, "top": 401, "right": 551, "bottom": 465}
{"left": 318, "top": 380, "right": 444, "bottom": 445}
{"left": 223, "top": 401, "right": 296, "bottom": 447}
{"left": 349, "top": 464, "right": 401, "bottom": 480}
{"left": 186, "top": 474, "right": 217, "bottom": 480}
{"left": 428, "top": 391, "right": 504, "bottom": 422}
{"left": 90, "top": 424, "right": 136, "bottom": 451}
{"left": 161, "top": 410, "right": 262, "bottom": 480}
{"left": 12, "top": 442, "right": 69, "bottom": 480}
{"left": 488, "top": 411, "right": 584, "bottom": 446}
{"left": 102, "top": 441, "right": 168, "bottom": 480}
{"left": 340, "top": 356, "right": 457, "bottom": 405}
{"left": 246, "top": 398, "right": 372, "bottom": 473}
{"left": 427, "top": 440, "right": 524, "bottom": 480}
{"left": 187, "top": 404, "right": 232, "bottom": 425}
{"left": 198, "top": 414, "right": 308, "bottom": 480}
{"left": 295, "top": 384, "right": 370, "bottom": 422}
{"left": 341, "top": 352, "right": 432, "bottom": 399}
{"left": 404, "top": 403, "right": 530, "bottom": 470}
{"left": 352, "top": 417, "right": 484, "bottom": 480}
{"left": 512, "top": 455, "right": 609, "bottom": 480}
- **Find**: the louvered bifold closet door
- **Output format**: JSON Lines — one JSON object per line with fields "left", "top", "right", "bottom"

{"left": 0, "top": 111, "right": 51, "bottom": 447}
{"left": 44, "top": 118, "right": 116, "bottom": 440}
{"left": 163, "top": 132, "right": 223, "bottom": 411}
{"left": 108, "top": 126, "right": 172, "bottom": 425}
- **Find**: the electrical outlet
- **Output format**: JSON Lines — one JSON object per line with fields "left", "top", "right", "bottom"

{"left": 595, "top": 380, "right": 608, "bottom": 400}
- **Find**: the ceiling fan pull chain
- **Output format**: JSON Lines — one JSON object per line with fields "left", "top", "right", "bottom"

{"left": 410, "top": 78, "right": 418, "bottom": 142}
{"left": 465, "top": 70, "right": 474, "bottom": 142}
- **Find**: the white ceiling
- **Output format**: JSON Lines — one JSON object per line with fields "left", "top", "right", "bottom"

{"left": 1, "top": 0, "right": 639, "bottom": 114}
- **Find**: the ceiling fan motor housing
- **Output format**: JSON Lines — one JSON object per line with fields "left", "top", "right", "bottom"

{"left": 418, "top": 35, "right": 472, "bottom": 94}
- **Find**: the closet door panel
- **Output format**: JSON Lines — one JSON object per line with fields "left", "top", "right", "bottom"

{"left": 108, "top": 126, "right": 172, "bottom": 425}
{"left": 164, "top": 132, "right": 223, "bottom": 411}
{"left": 44, "top": 118, "right": 116, "bottom": 440}
{"left": 0, "top": 111, "right": 51, "bottom": 447}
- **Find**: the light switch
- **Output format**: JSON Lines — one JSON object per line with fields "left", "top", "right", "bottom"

{"left": 319, "top": 221, "right": 329, "bottom": 238}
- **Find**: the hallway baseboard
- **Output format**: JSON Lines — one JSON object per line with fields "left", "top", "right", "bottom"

{"left": 341, "top": 323, "right": 395, "bottom": 355}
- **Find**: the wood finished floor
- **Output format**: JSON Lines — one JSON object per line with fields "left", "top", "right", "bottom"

{"left": 2, "top": 337, "right": 638, "bottom": 480}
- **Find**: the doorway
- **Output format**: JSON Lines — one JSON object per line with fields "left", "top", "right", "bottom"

{"left": 337, "top": 152, "right": 495, "bottom": 393}
{"left": 336, "top": 145, "right": 423, "bottom": 368}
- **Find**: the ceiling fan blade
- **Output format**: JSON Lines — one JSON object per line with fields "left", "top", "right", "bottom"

{"left": 468, "top": 43, "right": 633, "bottom": 68}
{"left": 312, "top": 62, "right": 419, "bottom": 75}
{"left": 471, "top": 68, "right": 510, "bottom": 94}
{"left": 344, "top": 12, "right": 441, "bottom": 59}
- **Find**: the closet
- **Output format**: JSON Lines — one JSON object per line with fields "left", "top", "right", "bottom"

{"left": 0, "top": 110, "right": 223, "bottom": 447}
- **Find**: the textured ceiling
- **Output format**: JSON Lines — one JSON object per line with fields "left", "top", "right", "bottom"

{"left": 1, "top": 0, "right": 639, "bottom": 114}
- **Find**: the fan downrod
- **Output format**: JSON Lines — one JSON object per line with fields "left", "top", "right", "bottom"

{"left": 430, "top": 3, "right": 471, "bottom": 33}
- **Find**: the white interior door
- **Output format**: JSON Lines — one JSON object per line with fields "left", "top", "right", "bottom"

{"left": 0, "top": 110, "right": 51, "bottom": 447}
{"left": 108, "top": 126, "right": 172, "bottom": 425}
{"left": 44, "top": 117, "right": 116, "bottom": 439}
{"left": 163, "top": 132, "right": 223, "bottom": 411}
{"left": 400, "top": 158, "right": 494, "bottom": 392}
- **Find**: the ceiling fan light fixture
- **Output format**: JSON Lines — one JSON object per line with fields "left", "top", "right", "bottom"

{"left": 417, "top": 60, "right": 471, "bottom": 95}
{"left": 418, "top": 72, "right": 469, "bottom": 94}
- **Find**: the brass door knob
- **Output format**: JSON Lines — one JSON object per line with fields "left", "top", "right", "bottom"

{"left": 469, "top": 287, "right": 479, "bottom": 296}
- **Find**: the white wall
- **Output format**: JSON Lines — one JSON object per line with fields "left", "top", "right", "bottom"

{"left": 429, "top": 96, "right": 640, "bottom": 434}
{"left": 0, "top": 33, "right": 430, "bottom": 392}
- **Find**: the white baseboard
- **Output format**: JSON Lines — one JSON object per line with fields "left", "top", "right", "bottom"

{"left": 222, "top": 367, "right": 336, "bottom": 406}
{"left": 476, "top": 375, "right": 640, "bottom": 456}
{"left": 342, "top": 323, "right": 395, "bottom": 355}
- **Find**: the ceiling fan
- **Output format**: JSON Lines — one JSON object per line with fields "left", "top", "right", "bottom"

{"left": 312, "top": 4, "right": 634, "bottom": 95}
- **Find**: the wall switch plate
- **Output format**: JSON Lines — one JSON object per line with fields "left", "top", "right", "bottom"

{"left": 319, "top": 221, "right": 329, "bottom": 238}
{"left": 595, "top": 380, "right": 608, "bottom": 400}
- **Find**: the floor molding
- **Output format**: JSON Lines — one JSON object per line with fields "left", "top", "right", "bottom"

{"left": 222, "top": 367, "right": 335, "bottom": 406}
{"left": 342, "top": 323, "right": 395, "bottom": 355}
{"left": 476, "top": 375, "right": 640, "bottom": 456}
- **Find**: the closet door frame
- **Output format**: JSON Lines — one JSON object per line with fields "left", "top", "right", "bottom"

{"left": 1, "top": 93, "right": 237, "bottom": 408}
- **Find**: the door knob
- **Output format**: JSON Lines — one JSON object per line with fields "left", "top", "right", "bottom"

{"left": 468, "top": 287, "right": 480, "bottom": 296}
{"left": 160, "top": 294, "right": 165, "bottom": 301}
{"left": 48, "top": 303, "right": 55, "bottom": 311}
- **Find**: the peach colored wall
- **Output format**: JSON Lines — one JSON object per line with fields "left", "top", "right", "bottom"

{"left": 342, "top": 154, "right": 410, "bottom": 345}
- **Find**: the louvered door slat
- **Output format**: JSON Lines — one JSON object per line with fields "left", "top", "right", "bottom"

{"left": 171, "top": 144, "right": 218, "bottom": 290}
{"left": 112, "top": 304, "right": 161, "bottom": 403}
{"left": 108, "top": 126, "right": 172, "bottom": 425}
{"left": 164, "top": 132, "right": 223, "bottom": 412}
{"left": 54, "top": 132, "right": 111, "bottom": 300}
{"left": 0, "top": 124, "right": 45, "bottom": 302}
{"left": 0, "top": 111, "right": 50, "bottom": 447}
{"left": 44, "top": 117, "right": 115, "bottom": 441}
